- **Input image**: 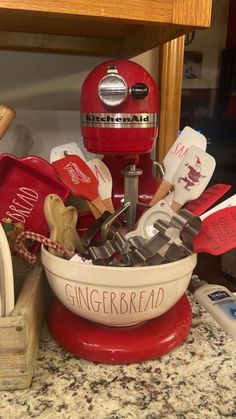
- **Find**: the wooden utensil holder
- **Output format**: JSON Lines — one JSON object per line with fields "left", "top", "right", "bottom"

{"left": 0, "top": 262, "right": 45, "bottom": 390}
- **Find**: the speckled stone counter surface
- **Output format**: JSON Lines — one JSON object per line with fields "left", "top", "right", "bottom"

{"left": 0, "top": 294, "right": 236, "bottom": 419}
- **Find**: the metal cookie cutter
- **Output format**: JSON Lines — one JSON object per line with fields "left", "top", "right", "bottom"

{"left": 100, "top": 202, "right": 130, "bottom": 243}
{"left": 152, "top": 219, "right": 183, "bottom": 261}
{"left": 153, "top": 209, "right": 201, "bottom": 260}
{"left": 88, "top": 230, "right": 133, "bottom": 266}
{"left": 128, "top": 232, "right": 169, "bottom": 266}
{"left": 169, "top": 209, "right": 201, "bottom": 256}
{"left": 170, "top": 209, "right": 201, "bottom": 240}
{"left": 82, "top": 202, "right": 130, "bottom": 250}
{"left": 88, "top": 238, "right": 119, "bottom": 261}
{"left": 81, "top": 210, "right": 113, "bottom": 249}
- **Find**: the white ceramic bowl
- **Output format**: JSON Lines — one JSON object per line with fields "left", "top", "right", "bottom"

{"left": 41, "top": 246, "right": 197, "bottom": 327}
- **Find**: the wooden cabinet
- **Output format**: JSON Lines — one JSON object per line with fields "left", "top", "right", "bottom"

{"left": 0, "top": 0, "right": 212, "bottom": 57}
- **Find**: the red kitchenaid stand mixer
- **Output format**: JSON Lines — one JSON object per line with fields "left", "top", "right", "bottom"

{"left": 80, "top": 59, "right": 160, "bottom": 230}
{"left": 48, "top": 60, "right": 192, "bottom": 364}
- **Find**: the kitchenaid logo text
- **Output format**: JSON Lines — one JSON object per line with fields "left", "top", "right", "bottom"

{"left": 65, "top": 284, "right": 164, "bottom": 315}
{"left": 81, "top": 112, "right": 158, "bottom": 128}
{"left": 3, "top": 187, "right": 39, "bottom": 224}
{"left": 64, "top": 162, "right": 90, "bottom": 184}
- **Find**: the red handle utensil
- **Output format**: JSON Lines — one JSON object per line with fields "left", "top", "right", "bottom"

{"left": 52, "top": 154, "right": 108, "bottom": 218}
{"left": 185, "top": 183, "right": 232, "bottom": 216}
{"left": 50, "top": 142, "right": 114, "bottom": 213}
{"left": 193, "top": 206, "right": 236, "bottom": 255}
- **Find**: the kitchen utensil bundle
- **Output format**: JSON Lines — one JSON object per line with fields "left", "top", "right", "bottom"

{"left": 0, "top": 124, "right": 234, "bottom": 321}
{"left": 86, "top": 207, "right": 200, "bottom": 266}
{"left": 10, "top": 137, "right": 235, "bottom": 269}
{"left": 80, "top": 205, "right": 236, "bottom": 267}
{"left": 14, "top": 188, "right": 234, "bottom": 270}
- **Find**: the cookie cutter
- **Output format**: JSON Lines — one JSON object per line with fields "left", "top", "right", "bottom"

{"left": 88, "top": 230, "right": 133, "bottom": 266}
{"left": 153, "top": 208, "right": 201, "bottom": 259}
{"left": 87, "top": 207, "right": 201, "bottom": 267}
{"left": 128, "top": 232, "right": 169, "bottom": 265}
{"left": 101, "top": 201, "right": 130, "bottom": 242}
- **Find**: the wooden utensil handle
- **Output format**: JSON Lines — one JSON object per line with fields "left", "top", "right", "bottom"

{"left": 0, "top": 105, "right": 16, "bottom": 139}
{"left": 102, "top": 197, "right": 115, "bottom": 213}
{"left": 149, "top": 179, "right": 172, "bottom": 206}
{"left": 85, "top": 200, "right": 101, "bottom": 219}
{"left": 170, "top": 200, "right": 181, "bottom": 212}
{"left": 86, "top": 198, "right": 108, "bottom": 219}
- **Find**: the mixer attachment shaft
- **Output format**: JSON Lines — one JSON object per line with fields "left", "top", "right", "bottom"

{"left": 123, "top": 164, "right": 143, "bottom": 231}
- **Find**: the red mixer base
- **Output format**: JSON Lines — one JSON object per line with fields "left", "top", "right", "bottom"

{"left": 47, "top": 294, "right": 192, "bottom": 364}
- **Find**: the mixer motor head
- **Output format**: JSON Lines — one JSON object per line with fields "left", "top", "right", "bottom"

{"left": 80, "top": 59, "right": 159, "bottom": 157}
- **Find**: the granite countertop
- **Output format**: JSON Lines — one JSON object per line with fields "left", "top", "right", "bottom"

{"left": 0, "top": 294, "right": 236, "bottom": 419}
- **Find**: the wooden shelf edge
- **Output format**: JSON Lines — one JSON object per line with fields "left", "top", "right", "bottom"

{"left": 124, "top": 24, "right": 188, "bottom": 57}
{"left": 0, "top": 31, "right": 123, "bottom": 56}
{"left": 172, "top": 0, "right": 212, "bottom": 28}
{"left": 0, "top": 0, "right": 211, "bottom": 27}
{"left": 0, "top": 25, "right": 193, "bottom": 57}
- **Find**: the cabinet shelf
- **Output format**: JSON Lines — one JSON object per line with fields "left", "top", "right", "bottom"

{"left": 0, "top": 0, "right": 212, "bottom": 56}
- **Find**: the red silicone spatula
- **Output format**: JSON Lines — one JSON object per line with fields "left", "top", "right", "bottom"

{"left": 185, "top": 183, "right": 232, "bottom": 216}
{"left": 50, "top": 142, "right": 114, "bottom": 214}
{"left": 52, "top": 154, "right": 108, "bottom": 218}
{"left": 193, "top": 206, "right": 236, "bottom": 255}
